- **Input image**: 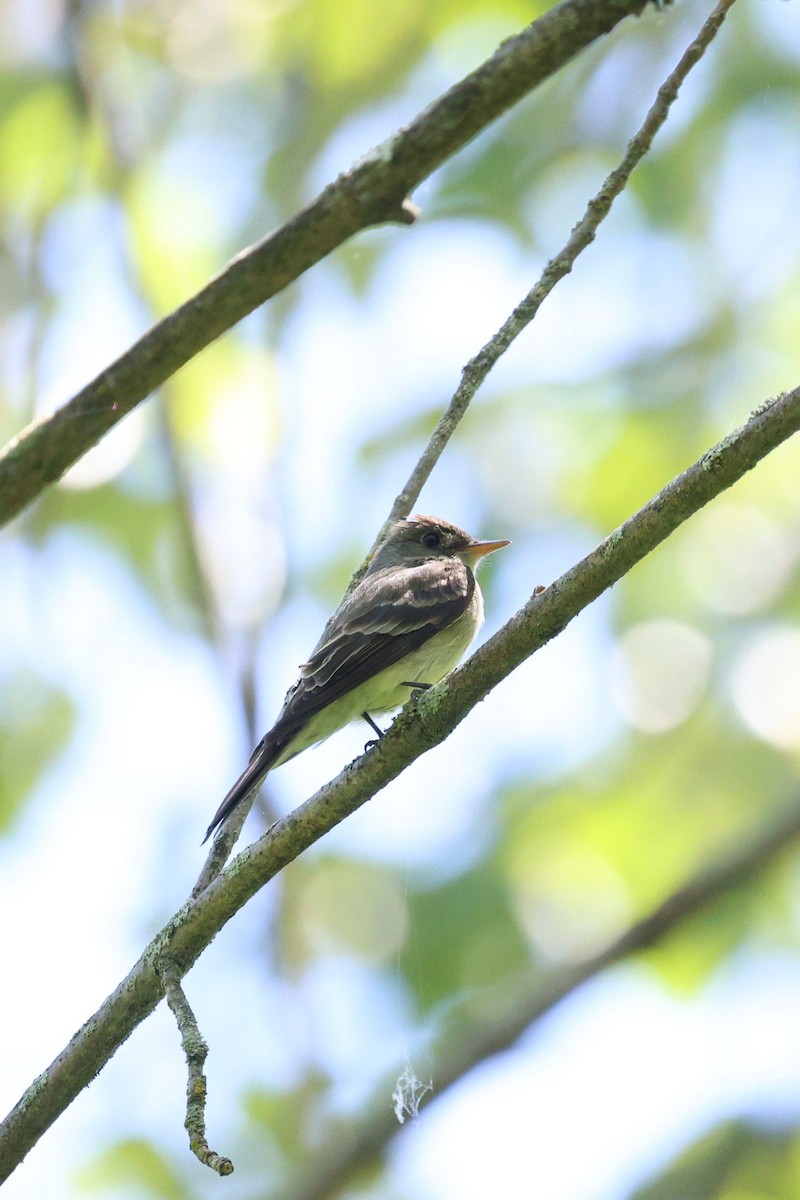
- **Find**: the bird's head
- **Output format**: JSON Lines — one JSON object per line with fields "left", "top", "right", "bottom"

{"left": 368, "top": 514, "right": 509, "bottom": 573}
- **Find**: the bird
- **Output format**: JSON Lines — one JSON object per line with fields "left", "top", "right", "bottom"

{"left": 203, "top": 514, "right": 509, "bottom": 842}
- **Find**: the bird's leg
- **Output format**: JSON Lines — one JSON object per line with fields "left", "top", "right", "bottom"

{"left": 361, "top": 711, "right": 384, "bottom": 752}
{"left": 400, "top": 680, "right": 432, "bottom": 703}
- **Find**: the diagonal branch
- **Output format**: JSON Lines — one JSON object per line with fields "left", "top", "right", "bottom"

{"left": 0, "top": 0, "right": 654, "bottom": 529}
{"left": 0, "top": 383, "right": 797, "bottom": 1184}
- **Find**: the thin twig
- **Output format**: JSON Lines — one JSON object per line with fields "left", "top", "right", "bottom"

{"left": 192, "top": 799, "right": 259, "bottom": 897}
{"left": 158, "top": 958, "right": 234, "bottom": 1177}
{"left": 70, "top": 8, "right": 245, "bottom": 869}
{"left": 383, "top": 0, "right": 737, "bottom": 536}
{"left": 155, "top": 399, "right": 221, "bottom": 645}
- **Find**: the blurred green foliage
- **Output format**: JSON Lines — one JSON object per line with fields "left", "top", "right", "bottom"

{"left": 74, "top": 1137, "right": 187, "bottom": 1199}
{"left": 631, "top": 1121, "right": 800, "bottom": 1200}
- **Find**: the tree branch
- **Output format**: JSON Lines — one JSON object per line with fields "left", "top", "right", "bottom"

{"left": 158, "top": 958, "right": 233, "bottom": 1177}
{"left": 0, "top": 0, "right": 654, "bottom": 529}
{"left": 0, "top": 383, "right": 797, "bottom": 1184}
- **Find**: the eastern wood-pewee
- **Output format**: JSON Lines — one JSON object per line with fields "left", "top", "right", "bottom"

{"left": 204, "top": 514, "right": 509, "bottom": 842}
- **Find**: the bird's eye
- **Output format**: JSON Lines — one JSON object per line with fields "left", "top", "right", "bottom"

{"left": 421, "top": 531, "right": 441, "bottom": 548}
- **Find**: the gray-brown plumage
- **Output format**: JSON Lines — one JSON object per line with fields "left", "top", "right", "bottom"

{"left": 204, "top": 515, "right": 508, "bottom": 842}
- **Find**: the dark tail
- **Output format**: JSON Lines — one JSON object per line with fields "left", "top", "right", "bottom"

{"left": 202, "top": 728, "right": 289, "bottom": 844}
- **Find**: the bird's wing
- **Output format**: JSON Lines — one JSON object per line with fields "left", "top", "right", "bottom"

{"left": 203, "top": 558, "right": 473, "bottom": 843}
{"left": 293, "top": 557, "right": 474, "bottom": 713}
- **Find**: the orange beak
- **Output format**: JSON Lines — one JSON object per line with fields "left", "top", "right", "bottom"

{"left": 463, "top": 537, "right": 510, "bottom": 566}
{"left": 472, "top": 538, "right": 510, "bottom": 556}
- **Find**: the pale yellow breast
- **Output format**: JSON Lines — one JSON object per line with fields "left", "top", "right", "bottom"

{"left": 275, "top": 589, "right": 484, "bottom": 766}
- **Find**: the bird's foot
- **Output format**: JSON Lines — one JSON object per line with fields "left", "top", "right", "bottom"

{"left": 361, "top": 711, "right": 384, "bottom": 752}
{"left": 401, "top": 680, "right": 432, "bottom": 704}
